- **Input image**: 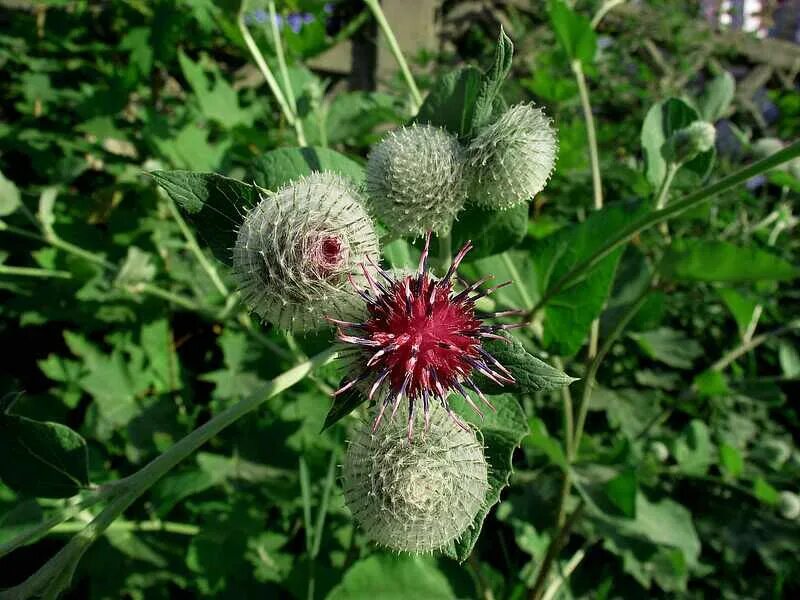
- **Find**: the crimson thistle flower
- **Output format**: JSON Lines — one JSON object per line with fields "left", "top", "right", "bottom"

{"left": 331, "top": 233, "right": 521, "bottom": 437}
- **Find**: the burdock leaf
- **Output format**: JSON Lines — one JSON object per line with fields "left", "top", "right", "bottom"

{"left": 322, "top": 383, "right": 365, "bottom": 432}
{"left": 444, "top": 392, "right": 529, "bottom": 562}
{"left": 151, "top": 171, "right": 259, "bottom": 266}
{"left": 475, "top": 334, "right": 577, "bottom": 395}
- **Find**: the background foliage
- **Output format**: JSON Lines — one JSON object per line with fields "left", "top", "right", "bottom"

{"left": 1, "top": 1, "right": 799, "bottom": 598}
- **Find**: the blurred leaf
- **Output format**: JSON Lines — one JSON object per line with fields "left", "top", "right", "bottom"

{"left": 778, "top": 342, "right": 800, "bottom": 377}
{"left": 524, "top": 417, "right": 568, "bottom": 469}
{"left": 547, "top": 0, "right": 597, "bottom": 63}
{"left": 326, "top": 555, "right": 454, "bottom": 600}
{"left": 0, "top": 410, "right": 89, "bottom": 498}
{"left": 604, "top": 469, "right": 638, "bottom": 519}
{"left": 178, "top": 50, "right": 255, "bottom": 128}
{"left": 698, "top": 72, "right": 735, "bottom": 121}
{"left": 475, "top": 334, "right": 576, "bottom": 396}
{"left": 660, "top": 240, "right": 799, "bottom": 282}
{"left": 153, "top": 124, "right": 231, "bottom": 171}
{"left": 451, "top": 203, "right": 528, "bottom": 259}
{"left": 114, "top": 247, "right": 156, "bottom": 288}
{"left": 693, "top": 370, "right": 729, "bottom": 397}
{"left": 0, "top": 168, "right": 21, "bottom": 217}
{"left": 716, "top": 287, "right": 759, "bottom": 335}
{"left": 151, "top": 170, "right": 258, "bottom": 265}
{"left": 719, "top": 443, "right": 743, "bottom": 478}
{"left": 630, "top": 327, "right": 702, "bottom": 369}
{"left": 444, "top": 393, "right": 529, "bottom": 562}
{"left": 326, "top": 92, "right": 406, "bottom": 146}
{"left": 753, "top": 477, "right": 780, "bottom": 506}
{"left": 251, "top": 146, "right": 365, "bottom": 190}
{"left": 673, "top": 420, "right": 713, "bottom": 475}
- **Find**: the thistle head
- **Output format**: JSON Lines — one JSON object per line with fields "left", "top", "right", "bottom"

{"left": 366, "top": 124, "right": 466, "bottom": 237}
{"left": 342, "top": 405, "right": 489, "bottom": 553}
{"left": 331, "top": 233, "right": 519, "bottom": 437}
{"left": 466, "top": 103, "right": 557, "bottom": 210}
{"left": 233, "top": 172, "right": 379, "bottom": 332}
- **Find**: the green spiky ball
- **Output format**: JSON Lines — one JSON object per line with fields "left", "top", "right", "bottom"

{"left": 232, "top": 172, "right": 379, "bottom": 332}
{"left": 342, "top": 406, "right": 488, "bottom": 553}
{"left": 366, "top": 124, "right": 466, "bottom": 237}
{"left": 467, "top": 103, "right": 557, "bottom": 210}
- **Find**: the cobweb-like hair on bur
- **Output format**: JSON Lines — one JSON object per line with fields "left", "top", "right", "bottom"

{"left": 342, "top": 405, "right": 489, "bottom": 553}
{"left": 233, "top": 172, "right": 380, "bottom": 332}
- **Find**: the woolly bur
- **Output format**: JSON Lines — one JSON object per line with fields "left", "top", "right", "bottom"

{"left": 467, "top": 103, "right": 557, "bottom": 210}
{"left": 233, "top": 172, "right": 380, "bottom": 332}
{"left": 342, "top": 406, "right": 489, "bottom": 553}
{"left": 366, "top": 124, "right": 466, "bottom": 237}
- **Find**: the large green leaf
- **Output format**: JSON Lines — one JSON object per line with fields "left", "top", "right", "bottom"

{"left": 660, "top": 240, "right": 799, "bottom": 282}
{"left": 0, "top": 409, "right": 90, "bottom": 498}
{"left": 547, "top": 0, "right": 597, "bottom": 64}
{"left": 475, "top": 334, "right": 576, "bottom": 396}
{"left": 151, "top": 170, "right": 259, "bottom": 266}
{"left": 251, "top": 146, "right": 366, "bottom": 191}
{"left": 444, "top": 393, "right": 528, "bottom": 562}
{"left": 326, "top": 555, "right": 454, "bottom": 600}
{"left": 629, "top": 327, "right": 703, "bottom": 369}
{"left": 530, "top": 201, "right": 650, "bottom": 356}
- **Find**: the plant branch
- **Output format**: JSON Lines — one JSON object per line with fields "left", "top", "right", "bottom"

{"left": 710, "top": 319, "right": 800, "bottom": 373}
{"left": 525, "top": 140, "right": 800, "bottom": 324}
{"left": 528, "top": 503, "right": 586, "bottom": 600}
{"left": 0, "top": 265, "right": 72, "bottom": 279}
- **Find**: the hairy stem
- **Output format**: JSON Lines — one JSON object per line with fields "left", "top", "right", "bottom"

{"left": 363, "top": 0, "right": 423, "bottom": 112}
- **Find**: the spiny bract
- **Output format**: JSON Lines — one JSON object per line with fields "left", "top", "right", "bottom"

{"left": 232, "top": 172, "right": 379, "bottom": 332}
{"left": 466, "top": 103, "right": 557, "bottom": 210}
{"left": 342, "top": 406, "right": 489, "bottom": 553}
{"left": 365, "top": 124, "right": 466, "bottom": 237}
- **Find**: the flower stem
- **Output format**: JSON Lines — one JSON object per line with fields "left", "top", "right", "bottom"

{"left": 266, "top": 0, "right": 306, "bottom": 145}
{"left": 0, "top": 264, "right": 72, "bottom": 279}
{"left": 572, "top": 60, "right": 603, "bottom": 211}
{"left": 363, "top": 0, "right": 423, "bottom": 112}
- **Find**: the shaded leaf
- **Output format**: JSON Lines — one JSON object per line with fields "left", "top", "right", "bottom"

{"left": 326, "top": 555, "right": 454, "bottom": 600}
{"left": 547, "top": 0, "right": 597, "bottom": 63}
{"left": 0, "top": 168, "right": 21, "bottom": 217}
{"left": 451, "top": 203, "right": 528, "bottom": 259}
{"left": 660, "top": 240, "right": 799, "bottom": 282}
{"left": 630, "top": 327, "right": 703, "bottom": 369}
{"left": 415, "top": 66, "right": 482, "bottom": 139}
{"left": 251, "top": 146, "right": 365, "bottom": 191}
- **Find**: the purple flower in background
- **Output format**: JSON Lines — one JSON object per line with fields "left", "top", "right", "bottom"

{"left": 286, "top": 13, "right": 304, "bottom": 33}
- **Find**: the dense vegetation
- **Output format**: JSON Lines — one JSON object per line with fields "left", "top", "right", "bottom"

{"left": 1, "top": 1, "right": 799, "bottom": 598}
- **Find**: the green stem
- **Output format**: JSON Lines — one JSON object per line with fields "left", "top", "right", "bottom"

{"left": 590, "top": 0, "right": 627, "bottom": 29}
{"left": 709, "top": 319, "right": 800, "bottom": 373}
{"left": 0, "top": 265, "right": 72, "bottom": 279}
{"left": 363, "top": 0, "right": 423, "bottom": 112}
{"left": 165, "top": 194, "right": 229, "bottom": 298}
{"left": 571, "top": 283, "right": 653, "bottom": 458}
{"left": 3, "top": 346, "right": 338, "bottom": 598}
{"left": 654, "top": 162, "right": 679, "bottom": 211}
{"left": 238, "top": 7, "right": 305, "bottom": 144}
{"left": 49, "top": 519, "right": 199, "bottom": 536}
{"left": 266, "top": 0, "right": 307, "bottom": 145}
{"left": 138, "top": 282, "right": 206, "bottom": 313}
{"left": 437, "top": 230, "right": 452, "bottom": 272}
{"left": 572, "top": 60, "right": 603, "bottom": 211}
{"left": 525, "top": 140, "right": 800, "bottom": 323}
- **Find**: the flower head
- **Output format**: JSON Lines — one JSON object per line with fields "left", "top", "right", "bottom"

{"left": 233, "top": 172, "right": 379, "bottom": 332}
{"left": 332, "top": 233, "right": 519, "bottom": 437}
{"left": 467, "top": 103, "right": 557, "bottom": 210}
{"left": 342, "top": 404, "right": 489, "bottom": 553}
{"left": 366, "top": 124, "right": 466, "bottom": 237}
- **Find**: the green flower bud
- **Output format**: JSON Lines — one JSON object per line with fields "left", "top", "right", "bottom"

{"left": 779, "top": 491, "right": 800, "bottom": 520}
{"left": 366, "top": 124, "right": 466, "bottom": 237}
{"left": 665, "top": 121, "right": 716, "bottom": 164}
{"left": 466, "top": 103, "right": 557, "bottom": 210}
{"left": 342, "top": 406, "right": 489, "bottom": 553}
{"left": 233, "top": 172, "right": 380, "bottom": 332}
